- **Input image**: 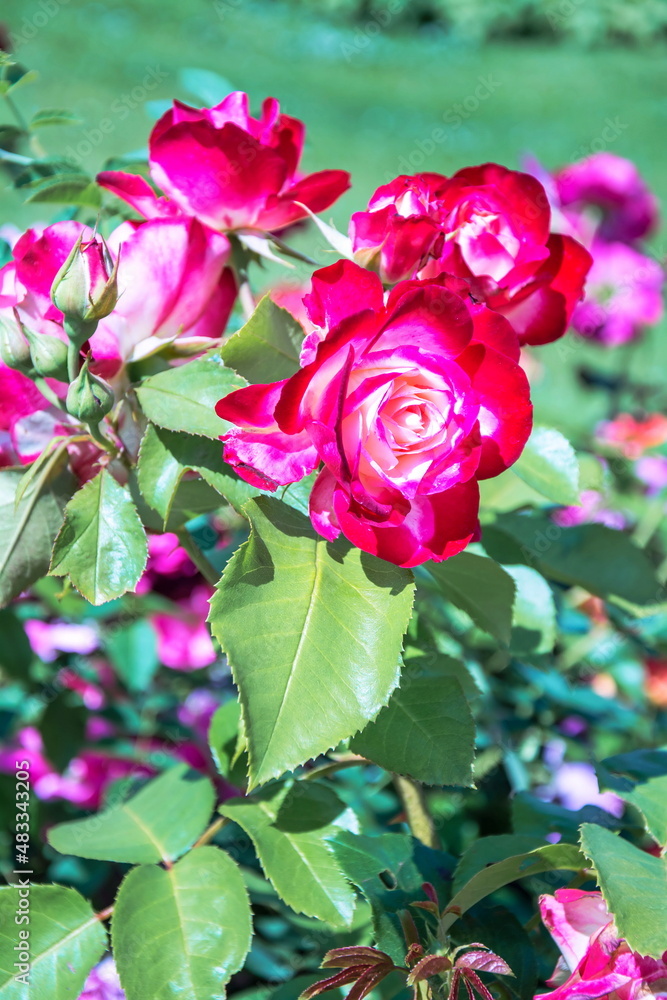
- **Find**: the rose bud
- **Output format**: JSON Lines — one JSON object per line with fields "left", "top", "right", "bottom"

{"left": 0, "top": 308, "right": 33, "bottom": 374}
{"left": 51, "top": 232, "right": 120, "bottom": 339}
{"left": 66, "top": 355, "right": 115, "bottom": 421}
{"left": 22, "top": 327, "right": 69, "bottom": 381}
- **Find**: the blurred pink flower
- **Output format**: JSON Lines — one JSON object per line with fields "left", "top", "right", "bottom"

{"left": 177, "top": 688, "right": 221, "bottom": 740}
{"left": 596, "top": 414, "right": 667, "bottom": 460}
{"left": 151, "top": 583, "right": 216, "bottom": 671}
{"left": 24, "top": 619, "right": 99, "bottom": 662}
{"left": 78, "top": 957, "right": 125, "bottom": 1000}
{"left": 541, "top": 741, "right": 624, "bottom": 817}
{"left": 552, "top": 490, "right": 626, "bottom": 531}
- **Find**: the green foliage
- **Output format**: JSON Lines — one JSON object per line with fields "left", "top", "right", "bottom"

{"left": 135, "top": 353, "right": 245, "bottom": 439}
{"left": 221, "top": 294, "right": 305, "bottom": 383}
{"left": 351, "top": 672, "right": 475, "bottom": 786}
{"left": 505, "top": 565, "right": 557, "bottom": 655}
{"left": 48, "top": 764, "right": 215, "bottom": 864}
{"left": 513, "top": 426, "right": 580, "bottom": 506}
{"left": 221, "top": 780, "right": 357, "bottom": 925}
{"left": 0, "top": 464, "right": 74, "bottom": 607}
{"left": 0, "top": 884, "right": 107, "bottom": 1000}
{"left": 209, "top": 497, "right": 414, "bottom": 787}
{"left": 580, "top": 824, "right": 667, "bottom": 959}
{"left": 424, "top": 552, "right": 516, "bottom": 645}
{"left": 49, "top": 470, "right": 148, "bottom": 604}
{"left": 112, "top": 846, "right": 252, "bottom": 1000}
{"left": 619, "top": 774, "right": 667, "bottom": 846}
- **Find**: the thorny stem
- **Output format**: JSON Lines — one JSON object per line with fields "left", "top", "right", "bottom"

{"left": 175, "top": 528, "right": 220, "bottom": 587}
{"left": 393, "top": 774, "right": 440, "bottom": 849}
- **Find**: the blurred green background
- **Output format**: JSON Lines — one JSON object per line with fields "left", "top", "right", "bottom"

{"left": 1, "top": 0, "right": 666, "bottom": 437}
{"left": 1, "top": 0, "right": 666, "bottom": 229}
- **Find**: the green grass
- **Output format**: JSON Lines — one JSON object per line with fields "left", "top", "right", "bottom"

{"left": 1, "top": 0, "right": 665, "bottom": 439}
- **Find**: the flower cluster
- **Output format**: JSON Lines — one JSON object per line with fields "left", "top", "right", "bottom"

{"left": 528, "top": 152, "right": 664, "bottom": 346}
{"left": 219, "top": 160, "right": 595, "bottom": 566}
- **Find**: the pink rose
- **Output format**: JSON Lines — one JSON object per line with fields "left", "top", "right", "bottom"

{"left": 78, "top": 957, "right": 125, "bottom": 1000}
{"left": 570, "top": 240, "right": 663, "bottom": 347}
{"left": 350, "top": 164, "right": 591, "bottom": 346}
{"left": 555, "top": 152, "right": 659, "bottom": 244}
{"left": 101, "top": 92, "right": 350, "bottom": 233}
{"left": 151, "top": 583, "right": 217, "bottom": 670}
{"left": 217, "top": 260, "right": 532, "bottom": 567}
{"left": 537, "top": 889, "right": 667, "bottom": 1000}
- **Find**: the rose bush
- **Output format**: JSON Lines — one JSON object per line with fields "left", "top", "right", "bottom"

{"left": 217, "top": 260, "right": 532, "bottom": 566}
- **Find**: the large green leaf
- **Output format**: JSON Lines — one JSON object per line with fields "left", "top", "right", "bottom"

{"left": 425, "top": 552, "right": 516, "bottom": 645}
{"left": 113, "top": 846, "right": 252, "bottom": 1000}
{"left": 505, "top": 564, "right": 557, "bottom": 655}
{"left": 0, "top": 884, "right": 106, "bottom": 1000}
{"left": 137, "top": 423, "right": 268, "bottom": 521}
{"left": 619, "top": 774, "right": 667, "bottom": 847}
{"left": 208, "top": 497, "right": 414, "bottom": 787}
{"left": 0, "top": 464, "right": 74, "bottom": 607}
{"left": 452, "top": 835, "right": 547, "bottom": 893}
{"left": 351, "top": 673, "right": 474, "bottom": 786}
{"left": 221, "top": 780, "right": 357, "bottom": 926}
{"left": 580, "top": 823, "right": 667, "bottom": 958}
{"left": 485, "top": 514, "right": 663, "bottom": 611}
{"left": 220, "top": 294, "right": 304, "bottom": 383}
{"left": 49, "top": 470, "right": 147, "bottom": 605}
{"left": 439, "top": 842, "right": 586, "bottom": 934}
{"left": 135, "top": 353, "right": 245, "bottom": 439}
{"left": 513, "top": 426, "right": 580, "bottom": 505}
{"left": 48, "top": 763, "right": 215, "bottom": 864}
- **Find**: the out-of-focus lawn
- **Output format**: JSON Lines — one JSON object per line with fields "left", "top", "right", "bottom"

{"left": 1, "top": 0, "right": 666, "bottom": 436}
{"left": 1, "top": 0, "right": 666, "bottom": 228}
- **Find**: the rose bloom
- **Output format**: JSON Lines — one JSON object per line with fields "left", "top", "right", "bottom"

{"left": 571, "top": 240, "right": 664, "bottom": 347}
{"left": 100, "top": 92, "right": 350, "bottom": 234}
{"left": 217, "top": 260, "right": 532, "bottom": 567}
{"left": 537, "top": 889, "right": 667, "bottom": 1000}
{"left": 350, "top": 164, "right": 592, "bottom": 346}
{"left": 555, "top": 152, "right": 659, "bottom": 244}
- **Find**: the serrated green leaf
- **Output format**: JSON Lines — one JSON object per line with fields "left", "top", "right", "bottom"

{"left": 220, "top": 294, "right": 304, "bottom": 383}
{"left": 208, "top": 497, "right": 414, "bottom": 787}
{"left": 0, "top": 884, "right": 106, "bottom": 1000}
{"left": 485, "top": 514, "right": 664, "bottom": 611}
{"left": 513, "top": 426, "right": 580, "bottom": 505}
{"left": 0, "top": 464, "right": 74, "bottom": 608}
{"left": 112, "top": 846, "right": 252, "bottom": 1000}
{"left": 221, "top": 781, "right": 357, "bottom": 926}
{"left": 137, "top": 422, "right": 267, "bottom": 521}
{"left": 351, "top": 673, "right": 474, "bottom": 786}
{"left": 48, "top": 763, "right": 214, "bottom": 864}
{"left": 425, "top": 552, "right": 516, "bottom": 645}
{"left": 209, "top": 700, "right": 248, "bottom": 786}
{"left": 136, "top": 355, "right": 245, "bottom": 438}
{"left": 580, "top": 823, "right": 667, "bottom": 958}
{"left": 49, "top": 470, "right": 148, "bottom": 605}
{"left": 30, "top": 108, "right": 81, "bottom": 128}
{"left": 25, "top": 173, "right": 101, "bottom": 207}
{"left": 439, "top": 842, "right": 586, "bottom": 934}
{"left": 505, "top": 564, "right": 557, "bottom": 655}
{"left": 619, "top": 774, "right": 667, "bottom": 847}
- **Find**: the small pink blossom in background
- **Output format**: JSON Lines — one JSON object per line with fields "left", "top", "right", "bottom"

{"left": 78, "top": 957, "right": 125, "bottom": 1000}
{"left": 177, "top": 688, "right": 221, "bottom": 740}
{"left": 596, "top": 414, "right": 667, "bottom": 460}
{"left": 635, "top": 456, "right": 667, "bottom": 496}
{"left": 552, "top": 490, "right": 627, "bottom": 531}
{"left": 24, "top": 619, "right": 99, "bottom": 662}
{"left": 151, "top": 583, "right": 217, "bottom": 670}
{"left": 540, "top": 740, "right": 624, "bottom": 817}
{"left": 554, "top": 152, "right": 659, "bottom": 244}
{"left": 570, "top": 240, "right": 663, "bottom": 346}
{"left": 537, "top": 888, "right": 667, "bottom": 1000}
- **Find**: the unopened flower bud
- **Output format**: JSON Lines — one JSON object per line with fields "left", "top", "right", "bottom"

{"left": 23, "top": 328, "right": 69, "bottom": 381}
{"left": 0, "top": 309, "right": 33, "bottom": 374}
{"left": 51, "top": 233, "right": 120, "bottom": 339}
{"left": 66, "top": 356, "right": 115, "bottom": 422}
